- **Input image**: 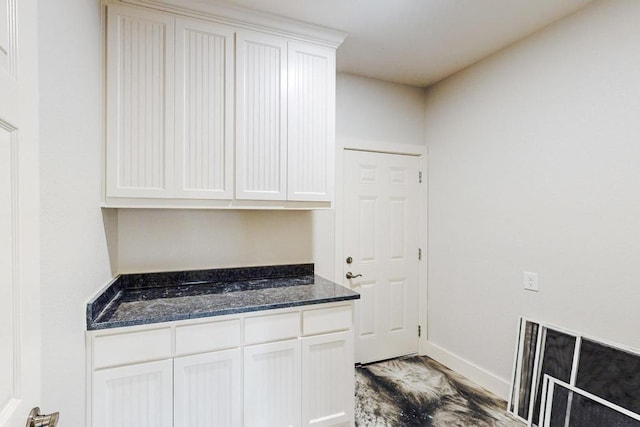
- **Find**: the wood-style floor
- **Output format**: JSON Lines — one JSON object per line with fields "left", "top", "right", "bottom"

{"left": 355, "top": 356, "right": 523, "bottom": 426}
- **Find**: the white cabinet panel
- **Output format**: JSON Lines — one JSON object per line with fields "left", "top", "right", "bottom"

{"left": 244, "top": 311, "right": 300, "bottom": 345}
{"left": 106, "top": 5, "right": 175, "bottom": 198}
{"left": 175, "top": 319, "right": 241, "bottom": 356}
{"left": 174, "top": 349, "right": 242, "bottom": 427}
{"left": 244, "top": 339, "right": 301, "bottom": 426}
{"left": 235, "top": 31, "right": 287, "bottom": 200}
{"left": 287, "top": 42, "right": 335, "bottom": 202}
{"left": 175, "top": 18, "right": 234, "bottom": 199}
{"left": 92, "top": 359, "right": 173, "bottom": 427}
{"left": 302, "top": 331, "right": 354, "bottom": 427}
{"left": 93, "top": 327, "right": 172, "bottom": 369}
{"left": 302, "top": 305, "right": 352, "bottom": 336}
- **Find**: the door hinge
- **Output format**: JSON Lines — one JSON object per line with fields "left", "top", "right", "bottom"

{"left": 418, "top": 248, "right": 422, "bottom": 260}
{"left": 419, "top": 171, "right": 423, "bottom": 183}
{"left": 418, "top": 325, "right": 422, "bottom": 337}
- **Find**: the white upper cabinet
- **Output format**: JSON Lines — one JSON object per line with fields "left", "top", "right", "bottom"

{"left": 235, "top": 33, "right": 336, "bottom": 203}
{"left": 174, "top": 18, "right": 234, "bottom": 200}
{"left": 288, "top": 42, "right": 336, "bottom": 202}
{"left": 105, "top": 6, "right": 175, "bottom": 198}
{"left": 103, "top": 1, "right": 345, "bottom": 208}
{"left": 235, "top": 31, "right": 288, "bottom": 201}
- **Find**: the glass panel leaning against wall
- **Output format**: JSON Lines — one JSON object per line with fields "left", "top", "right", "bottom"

{"left": 539, "top": 376, "right": 640, "bottom": 427}
{"left": 508, "top": 317, "right": 640, "bottom": 426}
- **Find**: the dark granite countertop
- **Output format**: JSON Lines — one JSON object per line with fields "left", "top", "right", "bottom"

{"left": 86, "top": 264, "right": 360, "bottom": 330}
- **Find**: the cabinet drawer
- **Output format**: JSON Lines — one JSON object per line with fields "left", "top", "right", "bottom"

{"left": 244, "top": 312, "right": 300, "bottom": 345}
{"left": 302, "top": 305, "right": 352, "bottom": 336}
{"left": 93, "top": 328, "right": 171, "bottom": 369}
{"left": 175, "top": 319, "right": 241, "bottom": 356}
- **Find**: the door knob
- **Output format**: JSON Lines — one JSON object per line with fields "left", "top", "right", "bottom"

{"left": 346, "top": 271, "right": 362, "bottom": 279}
{"left": 26, "top": 407, "right": 59, "bottom": 427}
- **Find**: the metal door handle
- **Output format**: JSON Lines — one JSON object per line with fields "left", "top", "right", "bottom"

{"left": 346, "top": 271, "right": 362, "bottom": 279}
{"left": 26, "top": 407, "right": 59, "bottom": 427}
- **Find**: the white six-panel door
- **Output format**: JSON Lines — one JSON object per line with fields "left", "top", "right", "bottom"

{"left": 343, "top": 150, "right": 420, "bottom": 363}
{"left": 0, "top": 0, "right": 41, "bottom": 424}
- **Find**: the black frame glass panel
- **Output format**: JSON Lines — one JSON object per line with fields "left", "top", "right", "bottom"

{"left": 532, "top": 329, "right": 576, "bottom": 425}
{"left": 547, "top": 382, "right": 640, "bottom": 427}
{"left": 517, "top": 320, "right": 539, "bottom": 419}
{"left": 576, "top": 339, "right": 640, "bottom": 415}
{"left": 509, "top": 318, "right": 524, "bottom": 414}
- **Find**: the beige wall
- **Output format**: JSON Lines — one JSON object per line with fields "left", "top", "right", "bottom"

{"left": 424, "top": 0, "right": 640, "bottom": 397}
{"left": 336, "top": 73, "right": 426, "bottom": 146}
{"left": 38, "top": 0, "right": 114, "bottom": 424}
{"left": 117, "top": 209, "right": 313, "bottom": 273}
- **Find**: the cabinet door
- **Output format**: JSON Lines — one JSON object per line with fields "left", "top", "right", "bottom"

{"left": 244, "top": 339, "right": 301, "bottom": 426}
{"left": 105, "top": 5, "right": 175, "bottom": 198}
{"left": 92, "top": 359, "right": 173, "bottom": 427}
{"left": 287, "top": 42, "right": 336, "bottom": 202}
{"left": 235, "top": 31, "right": 288, "bottom": 200}
{"left": 174, "top": 348, "right": 242, "bottom": 427}
{"left": 301, "top": 331, "right": 354, "bottom": 426}
{"left": 174, "top": 18, "right": 234, "bottom": 199}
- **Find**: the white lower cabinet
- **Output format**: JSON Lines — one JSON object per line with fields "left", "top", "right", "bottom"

{"left": 92, "top": 359, "right": 173, "bottom": 427}
{"left": 244, "top": 339, "right": 302, "bottom": 426}
{"left": 174, "top": 348, "right": 242, "bottom": 427}
{"left": 302, "top": 331, "right": 354, "bottom": 427}
{"left": 88, "top": 303, "right": 354, "bottom": 427}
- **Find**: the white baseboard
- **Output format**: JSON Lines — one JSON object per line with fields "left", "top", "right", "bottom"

{"left": 422, "top": 341, "right": 511, "bottom": 400}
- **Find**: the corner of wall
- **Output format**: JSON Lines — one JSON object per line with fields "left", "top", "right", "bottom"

{"left": 423, "top": 341, "right": 511, "bottom": 400}
{"left": 101, "top": 208, "right": 118, "bottom": 276}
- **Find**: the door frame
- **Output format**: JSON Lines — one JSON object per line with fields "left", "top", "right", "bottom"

{"left": 333, "top": 136, "right": 429, "bottom": 356}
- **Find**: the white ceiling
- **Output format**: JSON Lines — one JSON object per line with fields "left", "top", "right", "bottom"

{"left": 214, "top": 0, "right": 593, "bottom": 87}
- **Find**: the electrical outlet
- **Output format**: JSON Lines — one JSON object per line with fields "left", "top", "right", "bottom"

{"left": 523, "top": 272, "right": 539, "bottom": 292}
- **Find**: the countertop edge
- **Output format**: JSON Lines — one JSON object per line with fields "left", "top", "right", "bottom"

{"left": 87, "top": 293, "right": 360, "bottom": 331}
{"left": 86, "top": 264, "right": 360, "bottom": 331}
